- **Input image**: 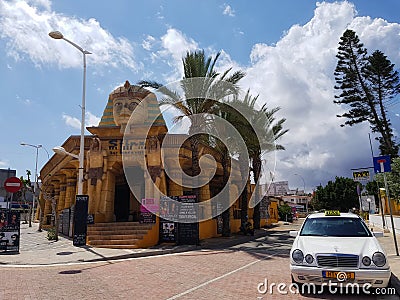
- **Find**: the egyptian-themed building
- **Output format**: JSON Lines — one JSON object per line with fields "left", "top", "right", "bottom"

{"left": 39, "top": 81, "right": 278, "bottom": 248}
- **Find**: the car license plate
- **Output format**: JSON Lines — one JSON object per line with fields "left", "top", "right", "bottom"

{"left": 322, "top": 271, "right": 355, "bottom": 280}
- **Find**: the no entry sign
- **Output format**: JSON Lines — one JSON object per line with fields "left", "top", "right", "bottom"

{"left": 4, "top": 177, "right": 23, "bottom": 193}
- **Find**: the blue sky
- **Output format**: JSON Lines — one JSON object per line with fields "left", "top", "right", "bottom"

{"left": 0, "top": 0, "right": 399, "bottom": 192}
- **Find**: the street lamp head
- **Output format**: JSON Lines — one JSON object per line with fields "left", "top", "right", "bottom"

{"left": 49, "top": 31, "right": 64, "bottom": 39}
{"left": 53, "top": 146, "right": 79, "bottom": 159}
{"left": 21, "top": 142, "right": 42, "bottom": 149}
{"left": 367, "top": 198, "right": 371, "bottom": 203}
{"left": 52, "top": 146, "right": 68, "bottom": 155}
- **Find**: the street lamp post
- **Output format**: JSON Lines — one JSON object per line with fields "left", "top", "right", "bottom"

{"left": 294, "top": 173, "right": 307, "bottom": 213}
{"left": 20, "top": 143, "right": 49, "bottom": 227}
{"left": 366, "top": 197, "right": 372, "bottom": 221}
{"left": 49, "top": 31, "right": 91, "bottom": 195}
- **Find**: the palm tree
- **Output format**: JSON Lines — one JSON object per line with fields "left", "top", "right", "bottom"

{"left": 225, "top": 91, "right": 288, "bottom": 229}
{"left": 248, "top": 104, "right": 288, "bottom": 229}
{"left": 139, "top": 50, "right": 245, "bottom": 227}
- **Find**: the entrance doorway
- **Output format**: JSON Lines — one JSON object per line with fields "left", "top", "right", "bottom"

{"left": 114, "top": 183, "right": 130, "bottom": 222}
{"left": 114, "top": 166, "right": 144, "bottom": 222}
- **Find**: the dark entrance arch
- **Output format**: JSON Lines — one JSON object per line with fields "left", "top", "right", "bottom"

{"left": 114, "top": 166, "right": 144, "bottom": 222}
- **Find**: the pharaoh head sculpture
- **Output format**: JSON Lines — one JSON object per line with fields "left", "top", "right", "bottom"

{"left": 109, "top": 81, "right": 149, "bottom": 132}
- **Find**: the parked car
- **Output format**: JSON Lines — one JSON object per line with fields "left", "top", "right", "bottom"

{"left": 289, "top": 211, "right": 390, "bottom": 290}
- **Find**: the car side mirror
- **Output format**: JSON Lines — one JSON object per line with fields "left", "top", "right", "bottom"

{"left": 289, "top": 230, "right": 298, "bottom": 237}
{"left": 373, "top": 232, "right": 384, "bottom": 238}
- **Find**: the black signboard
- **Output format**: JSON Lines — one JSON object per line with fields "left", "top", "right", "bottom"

{"left": 177, "top": 195, "right": 199, "bottom": 245}
{"left": 260, "top": 196, "right": 269, "bottom": 219}
{"left": 212, "top": 201, "right": 224, "bottom": 235}
{"left": 140, "top": 211, "right": 156, "bottom": 224}
{"left": 73, "top": 195, "right": 89, "bottom": 246}
{"left": 216, "top": 215, "right": 223, "bottom": 234}
{"left": 58, "top": 213, "right": 63, "bottom": 233}
{"left": 62, "top": 208, "right": 70, "bottom": 236}
{"left": 0, "top": 209, "right": 20, "bottom": 253}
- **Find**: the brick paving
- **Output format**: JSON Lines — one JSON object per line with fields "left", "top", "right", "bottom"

{"left": 0, "top": 219, "right": 398, "bottom": 299}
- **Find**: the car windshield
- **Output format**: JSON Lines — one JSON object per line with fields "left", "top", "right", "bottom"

{"left": 300, "top": 217, "right": 372, "bottom": 237}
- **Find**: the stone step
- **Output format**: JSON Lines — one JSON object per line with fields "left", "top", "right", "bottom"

{"left": 88, "top": 234, "right": 144, "bottom": 240}
{"left": 86, "top": 222, "right": 154, "bottom": 249}
{"left": 91, "top": 244, "right": 140, "bottom": 249}
{"left": 87, "top": 229, "right": 149, "bottom": 235}
{"left": 88, "top": 225, "right": 153, "bottom": 231}
{"left": 90, "top": 222, "right": 152, "bottom": 227}
{"left": 89, "top": 239, "right": 142, "bottom": 245}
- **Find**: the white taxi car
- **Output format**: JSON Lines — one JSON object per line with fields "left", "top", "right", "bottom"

{"left": 289, "top": 211, "right": 391, "bottom": 288}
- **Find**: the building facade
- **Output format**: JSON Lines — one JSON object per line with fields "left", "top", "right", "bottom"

{"left": 39, "top": 81, "right": 278, "bottom": 248}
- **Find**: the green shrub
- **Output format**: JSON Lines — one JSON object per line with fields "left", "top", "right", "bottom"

{"left": 47, "top": 228, "right": 57, "bottom": 240}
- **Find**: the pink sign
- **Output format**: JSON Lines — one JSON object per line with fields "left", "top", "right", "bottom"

{"left": 140, "top": 198, "right": 159, "bottom": 213}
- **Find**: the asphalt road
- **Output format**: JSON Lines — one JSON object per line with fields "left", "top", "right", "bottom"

{"left": 1, "top": 222, "right": 398, "bottom": 299}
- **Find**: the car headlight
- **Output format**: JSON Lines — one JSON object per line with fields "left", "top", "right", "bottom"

{"left": 362, "top": 256, "right": 371, "bottom": 266}
{"left": 305, "top": 254, "right": 314, "bottom": 264}
{"left": 292, "top": 249, "right": 304, "bottom": 263}
{"left": 372, "top": 252, "right": 386, "bottom": 267}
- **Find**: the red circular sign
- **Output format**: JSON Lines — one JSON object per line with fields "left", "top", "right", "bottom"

{"left": 4, "top": 177, "right": 23, "bottom": 193}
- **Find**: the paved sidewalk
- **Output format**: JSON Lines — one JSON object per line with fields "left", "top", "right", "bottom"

{"left": 0, "top": 222, "right": 198, "bottom": 266}
{"left": 1, "top": 220, "right": 400, "bottom": 295}
{"left": 0, "top": 221, "right": 299, "bottom": 266}
{"left": 369, "top": 223, "right": 400, "bottom": 294}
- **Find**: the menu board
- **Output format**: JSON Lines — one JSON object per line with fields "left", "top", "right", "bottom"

{"left": 140, "top": 210, "right": 156, "bottom": 223}
{"left": 216, "top": 215, "right": 223, "bottom": 234}
{"left": 62, "top": 208, "right": 70, "bottom": 236}
{"left": 259, "top": 196, "right": 269, "bottom": 219}
{"left": 0, "top": 209, "right": 20, "bottom": 253}
{"left": 177, "top": 195, "right": 199, "bottom": 245}
{"left": 73, "top": 195, "right": 88, "bottom": 246}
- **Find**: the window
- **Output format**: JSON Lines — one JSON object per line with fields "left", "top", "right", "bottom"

{"left": 300, "top": 217, "right": 372, "bottom": 237}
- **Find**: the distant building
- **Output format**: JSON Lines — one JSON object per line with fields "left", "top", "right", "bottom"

{"left": 262, "top": 180, "right": 310, "bottom": 212}
{"left": 266, "top": 181, "right": 290, "bottom": 195}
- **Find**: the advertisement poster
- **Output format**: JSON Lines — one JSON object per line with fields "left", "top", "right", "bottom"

{"left": 0, "top": 209, "right": 20, "bottom": 253}
{"left": 159, "top": 221, "right": 176, "bottom": 242}
{"left": 140, "top": 198, "right": 158, "bottom": 224}
{"left": 159, "top": 196, "right": 178, "bottom": 220}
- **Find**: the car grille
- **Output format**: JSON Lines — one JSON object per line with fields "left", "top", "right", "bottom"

{"left": 316, "top": 254, "right": 359, "bottom": 268}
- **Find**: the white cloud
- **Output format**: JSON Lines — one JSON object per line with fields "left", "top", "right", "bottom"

{"left": 86, "top": 111, "right": 100, "bottom": 127}
{"left": 62, "top": 113, "right": 80, "bottom": 129}
{"left": 159, "top": 28, "right": 198, "bottom": 81}
{"left": 62, "top": 111, "right": 100, "bottom": 129}
{"left": 0, "top": 160, "right": 8, "bottom": 168}
{"left": 222, "top": 4, "right": 235, "bottom": 17}
{"left": 0, "top": 0, "right": 137, "bottom": 70}
{"left": 142, "top": 35, "right": 156, "bottom": 51}
{"left": 237, "top": 1, "right": 400, "bottom": 189}
{"left": 27, "top": 0, "right": 51, "bottom": 11}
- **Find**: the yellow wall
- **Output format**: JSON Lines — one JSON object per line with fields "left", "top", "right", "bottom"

{"left": 137, "top": 218, "right": 160, "bottom": 248}
{"left": 199, "top": 219, "right": 218, "bottom": 239}
{"left": 268, "top": 201, "right": 279, "bottom": 224}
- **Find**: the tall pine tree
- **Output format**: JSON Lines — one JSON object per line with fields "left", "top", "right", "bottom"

{"left": 334, "top": 29, "right": 399, "bottom": 158}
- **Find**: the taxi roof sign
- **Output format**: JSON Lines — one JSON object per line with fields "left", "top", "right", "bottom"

{"left": 325, "top": 210, "right": 341, "bottom": 216}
